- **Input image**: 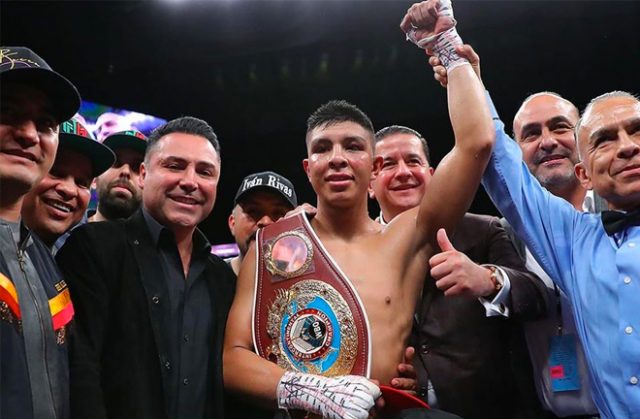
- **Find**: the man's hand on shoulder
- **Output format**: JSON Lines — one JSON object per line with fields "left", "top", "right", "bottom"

{"left": 284, "top": 203, "right": 317, "bottom": 219}
{"left": 429, "top": 44, "right": 481, "bottom": 88}
{"left": 429, "top": 229, "right": 497, "bottom": 297}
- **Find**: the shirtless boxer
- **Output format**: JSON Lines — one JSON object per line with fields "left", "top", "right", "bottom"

{"left": 223, "top": 2, "right": 492, "bottom": 417}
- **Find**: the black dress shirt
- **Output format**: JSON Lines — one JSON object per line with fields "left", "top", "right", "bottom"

{"left": 143, "top": 210, "right": 212, "bottom": 419}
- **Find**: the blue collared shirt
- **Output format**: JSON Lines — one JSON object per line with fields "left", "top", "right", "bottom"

{"left": 481, "top": 94, "right": 640, "bottom": 419}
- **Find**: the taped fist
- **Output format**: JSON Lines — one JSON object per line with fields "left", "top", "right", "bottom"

{"left": 400, "top": 0, "right": 456, "bottom": 48}
{"left": 277, "top": 371, "right": 381, "bottom": 419}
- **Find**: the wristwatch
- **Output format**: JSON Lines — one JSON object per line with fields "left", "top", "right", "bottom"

{"left": 486, "top": 265, "right": 504, "bottom": 292}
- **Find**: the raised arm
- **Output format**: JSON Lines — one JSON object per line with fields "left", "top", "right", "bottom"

{"left": 420, "top": 59, "right": 494, "bottom": 241}
{"left": 429, "top": 43, "right": 581, "bottom": 297}
{"left": 223, "top": 243, "right": 380, "bottom": 419}
{"left": 398, "top": 0, "right": 495, "bottom": 252}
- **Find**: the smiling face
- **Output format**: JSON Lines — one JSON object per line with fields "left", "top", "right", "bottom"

{"left": 575, "top": 95, "right": 640, "bottom": 211}
{"left": 513, "top": 94, "right": 580, "bottom": 194}
{"left": 140, "top": 132, "right": 220, "bottom": 234}
{"left": 303, "top": 121, "right": 376, "bottom": 208}
{"left": 0, "top": 83, "right": 59, "bottom": 198}
{"left": 21, "top": 148, "right": 93, "bottom": 246}
{"left": 370, "top": 132, "right": 433, "bottom": 221}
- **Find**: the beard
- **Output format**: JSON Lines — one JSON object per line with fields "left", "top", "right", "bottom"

{"left": 532, "top": 149, "right": 580, "bottom": 192}
{"left": 97, "top": 180, "right": 141, "bottom": 220}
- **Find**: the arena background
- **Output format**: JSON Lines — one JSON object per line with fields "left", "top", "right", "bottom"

{"left": 3, "top": 0, "right": 639, "bottom": 245}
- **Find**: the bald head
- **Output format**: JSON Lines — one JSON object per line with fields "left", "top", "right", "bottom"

{"left": 513, "top": 92, "right": 579, "bottom": 137}
{"left": 573, "top": 91, "right": 640, "bottom": 211}
{"left": 512, "top": 92, "right": 581, "bottom": 198}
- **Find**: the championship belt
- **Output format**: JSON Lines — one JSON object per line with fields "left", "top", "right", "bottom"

{"left": 253, "top": 213, "right": 371, "bottom": 377}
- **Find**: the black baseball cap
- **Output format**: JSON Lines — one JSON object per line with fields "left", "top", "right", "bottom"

{"left": 102, "top": 130, "right": 148, "bottom": 154}
{"left": 59, "top": 119, "right": 115, "bottom": 178}
{"left": 0, "top": 47, "right": 81, "bottom": 123}
{"left": 234, "top": 171, "right": 297, "bottom": 208}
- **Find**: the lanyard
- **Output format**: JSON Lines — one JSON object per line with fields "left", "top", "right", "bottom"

{"left": 554, "top": 283, "right": 564, "bottom": 336}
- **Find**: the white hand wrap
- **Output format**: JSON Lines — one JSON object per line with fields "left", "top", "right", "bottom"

{"left": 427, "top": 27, "right": 467, "bottom": 72}
{"left": 406, "top": 0, "right": 468, "bottom": 71}
{"left": 276, "top": 371, "right": 381, "bottom": 419}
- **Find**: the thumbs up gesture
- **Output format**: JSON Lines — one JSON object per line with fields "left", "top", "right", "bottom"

{"left": 429, "top": 229, "right": 497, "bottom": 298}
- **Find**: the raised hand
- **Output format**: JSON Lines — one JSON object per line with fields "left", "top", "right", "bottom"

{"left": 277, "top": 371, "right": 381, "bottom": 419}
{"left": 429, "top": 229, "right": 496, "bottom": 298}
{"left": 400, "top": 0, "right": 456, "bottom": 48}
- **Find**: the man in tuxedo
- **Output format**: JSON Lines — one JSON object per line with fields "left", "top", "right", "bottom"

{"left": 56, "top": 116, "right": 236, "bottom": 419}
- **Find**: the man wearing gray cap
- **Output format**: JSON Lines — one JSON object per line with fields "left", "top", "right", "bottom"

{"left": 227, "top": 171, "right": 298, "bottom": 275}
{"left": 0, "top": 46, "right": 80, "bottom": 419}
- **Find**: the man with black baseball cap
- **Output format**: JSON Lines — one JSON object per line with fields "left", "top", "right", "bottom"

{"left": 22, "top": 118, "right": 115, "bottom": 252}
{"left": 90, "top": 130, "right": 147, "bottom": 222}
{"left": 227, "top": 171, "right": 297, "bottom": 274}
{"left": 0, "top": 46, "right": 80, "bottom": 419}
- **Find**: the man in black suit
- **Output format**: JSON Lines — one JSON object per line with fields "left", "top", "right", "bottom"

{"left": 369, "top": 125, "right": 548, "bottom": 419}
{"left": 56, "top": 116, "right": 236, "bottom": 419}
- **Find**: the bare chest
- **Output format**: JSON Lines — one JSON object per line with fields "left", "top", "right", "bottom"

{"left": 321, "top": 240, "right": 407, "bottom": 314}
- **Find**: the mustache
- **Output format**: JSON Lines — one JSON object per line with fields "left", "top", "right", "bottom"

{"left": 108, "top": 179, "right": 135, "bottom": 192}
{"left": 533, "top": 150, "right": 570, "bottom": 165}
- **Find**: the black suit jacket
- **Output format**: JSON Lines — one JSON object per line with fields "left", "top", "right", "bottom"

{"left": 414, "top": 213, "right": 548, "bottom": 419}
{"left": 56, "top": 211, "right": 236, "bottom": 419}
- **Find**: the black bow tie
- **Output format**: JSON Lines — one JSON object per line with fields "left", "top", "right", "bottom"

{"left": 601, "top": 209, "right": 640, "bottom": 236}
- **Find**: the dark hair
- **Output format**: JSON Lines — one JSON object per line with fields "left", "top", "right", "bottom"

{"left": 145, "top": 116, "right": 220, "bottom": 162}
{"left": 375, "top": 125, "right": 431, "bottom": 165}
{"left": 306, "top": 100, "right": 375, "bottom": 142}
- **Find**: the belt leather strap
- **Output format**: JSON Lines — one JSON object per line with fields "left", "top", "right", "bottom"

{"left": 253, "top": 213, "right": 371, "bottom": 377}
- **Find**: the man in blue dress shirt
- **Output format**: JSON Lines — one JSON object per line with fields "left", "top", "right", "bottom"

{"left": 428, "top": 46, "right": 603, "bottom": 417}
{"left": 442, "top": 55, "right": 640, "bottom": 418}
{"left": 412, "top": 4, "right": 640, "bottom": 413}
{"left": 408, "top": 0, "right": 639, "bottom": 416}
